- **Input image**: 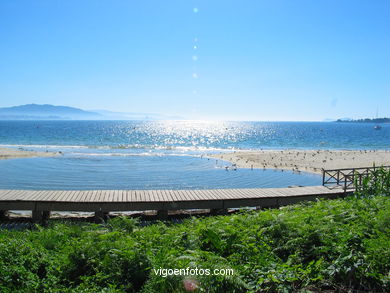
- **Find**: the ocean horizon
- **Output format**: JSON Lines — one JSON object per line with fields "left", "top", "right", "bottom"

{"left": 1, "top": 120, "right": 389, "bottom": 151}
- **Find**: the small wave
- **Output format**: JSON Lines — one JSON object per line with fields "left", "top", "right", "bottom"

{"left": 0, "top": 144, "right": 236, "bottom": 152}
{"left": 70, "top": 152, "right": 200, "bottom": 158}
{"left": 108, "top": 144, "right": 236, "bottom": 152}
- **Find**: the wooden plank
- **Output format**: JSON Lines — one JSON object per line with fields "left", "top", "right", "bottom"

{"left": 87, "top": 190, "right": 96, "bottom": 202}
{"left": 159, "top": 190, "right": 169, "bottom": 201}
{"left": 156, "top": 190, "right": 163, "bottom": 201}
{"left": 94, "top": 190, "right": 102, "bottom": 202}
{"left": 293, "top": 186, "right": 323, "bottom": 196}
{"left": 156, "top": 190, "right": 164, "bottom": 202}
{"left": 170, "top": 190, "right": 182, "bottom": 202}
{"left": 61, "top": 190, "right": 74, "bottom": 201}
{"left": 215, "top": 189, "right": 229, "bottom": 199}
{"left": 1, "top": 190, "right": 18, "bottom": 200}
{"left": 103, "top": 190, "right": 111, "bottom": 202}
{"left": 80, "top": 190, "right": 93, "bottom": 202}
{"left": 40, "top": 190, "right": 62, "bottom": 202}
{"left": 140, "top": 190, "right": 148, "bottom": 201}
{"left": 0, "top": 185, "right": 350, "bottom": 214}
{"left": 90, "top": 190, "right": 99, "bottom": 202}
{"left": 168, "top": 189, "right": 177, "bottom": 202}
{"left": 207, "top": 189, "right": 221, "bottom": 200}
{"left": 146, "top": 190, "right": 153, "bottom": 202}
{"left": 149, "top": 190, "right": 159, "bottom": 203}
{"left": 260, "top": 188, "right": 281, "bottom": 198}
{"left": 183, "top": 190, "right": 195, "bottom": 201}
{"left": 0, "top": 190, "right": 8, "bottom": 199}
{"left": 122, "top": 190, "right": 129, "bottom": 202}
{"left": 151, "top": 190, "right": 158, "bottom": 201}
{"left": 158, "top": 190, "right": 167, "bottom": 201}
{"left": 106, "top": 190, "right": 114, "bottom": 202}
{"left": 62, "top": 190, "right": 77, "bottom": 202}
{"left": 96, "top": 190, "right": 104, "bottom": 202}
{"left": 161, "top": 190, "right": 169, "bottom": 201}
{"left": 140, "top": 190, "right": 149, "bottom": 202}
{"left": 271, "top": 188, "right": 290, "bottom": 197}
{"left": 237, "top": 188, "right": 254, "bottom": 199}
{"left": 226, "top": 189, "right": 244, "bottom": 199}
{"left": 225, "top": 189, "right": 241, "bottom": 199}
{"left": 26, "top": 190, "right": 46, "bottom": 201}
{"left": 0, "top": 190, "right": 13, "bottom": 200}
{"left": 73, "top": 190, "right": 84, "bottom": 202}
{"left": 134, "top": 190, "right": 141, "bottom": 202}
{"left": 194, "top": 190, "right": 208, "bottom": 200}
{"left": 114, "top": 190, "right": 122, "bottom": 202}
{"left": 249, "top": 188, "right": 269, "bottom": 198}
{"left": 112, "top": 190, "right": 119, "bottom": 202}
{"left": 187, "top": 189, "right": 201, "bottom": 201}
{"left": 176, "top": 190, "right": 187, "bottom": 201}
{"left": 205, "top": 189, "right": 218, "bottom": 200}
{"left": 131, "top": 190, "right": 137, "bottom": 202}
{"left": 207, "top": 189, "right": 218, "bottom": 200}
{"left": 221, "top": 189, "right": 237, "bottom": 199}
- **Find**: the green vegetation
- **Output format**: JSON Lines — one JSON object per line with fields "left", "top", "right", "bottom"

{"left": 336, "top": 117, "right": 390, "bottom": 123}
{"left": 354, "top": 166, "right": 390, "bottom": 198}
{"left": 0, "top": 171, "right": 389, "bottom": 292}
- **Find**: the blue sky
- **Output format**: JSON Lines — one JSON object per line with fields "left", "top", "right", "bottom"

{"left": 0, "top": 0, "right": 389, "bottom": 121}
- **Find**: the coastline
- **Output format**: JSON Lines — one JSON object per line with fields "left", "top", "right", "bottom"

{"left": 208, "top": 150, "right": 390, "bottom": 174}
{"left": 0, "top": 147, "right": 58, "bottom": 160}
{"left": 1, "top": 147, "right": 390, "bottom": 175}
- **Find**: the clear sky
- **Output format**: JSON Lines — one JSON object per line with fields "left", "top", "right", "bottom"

{"left": 0, "top": 0, "right": 389, "bottom": 121}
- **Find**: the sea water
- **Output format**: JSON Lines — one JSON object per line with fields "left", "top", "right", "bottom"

{"left": 0, "top": 120, "right": 388, "bottom": 190}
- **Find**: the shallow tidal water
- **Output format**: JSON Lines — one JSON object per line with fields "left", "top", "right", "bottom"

{"left": 0, "top": 154, "right": 321, "bottom": 190}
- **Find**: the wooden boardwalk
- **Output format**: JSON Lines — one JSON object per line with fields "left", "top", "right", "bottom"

{"left": 0, "top": 186, "right": 350, "bottom": 221}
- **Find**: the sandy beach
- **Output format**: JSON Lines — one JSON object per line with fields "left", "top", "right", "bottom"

{"left": 209, "top": 150, "right": 390, "bottom": 174}
{"left": 0, "top": 147, "right": 57, "bottom": 160}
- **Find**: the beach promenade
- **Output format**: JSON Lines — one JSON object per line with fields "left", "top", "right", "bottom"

{"left": 0, "top": 185, "right": 349, "bottom": 222}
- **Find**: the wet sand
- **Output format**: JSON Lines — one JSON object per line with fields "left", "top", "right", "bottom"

{"left": 0, "top": 147, "right": 58, "bottom": 160}
{"left": 209, "top": 150, "right": 390, "bottom": 174}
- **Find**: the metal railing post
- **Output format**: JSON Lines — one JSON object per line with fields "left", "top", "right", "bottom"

{"left": 322, "top": 169, "right": 325, "bottom": 186}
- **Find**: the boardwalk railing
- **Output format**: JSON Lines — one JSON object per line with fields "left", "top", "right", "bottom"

{"left": 322, "top": 166, "right": 390, "bottom": 191}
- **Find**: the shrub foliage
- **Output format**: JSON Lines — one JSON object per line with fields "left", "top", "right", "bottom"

{"left": 0, "top": 171, "right": 389, "bottom": 292}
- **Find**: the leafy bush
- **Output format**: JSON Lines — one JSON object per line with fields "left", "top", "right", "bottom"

{"left": 0, "top": 195, "right": 389, "bottom": 292}
{"left": 354, "top": 166, "right": 390, "bottom": 197}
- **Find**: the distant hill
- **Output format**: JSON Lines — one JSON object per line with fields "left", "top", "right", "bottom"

{"left": 0, "top": 104, "right": 102, "bottom": 120}
{"left": 0, "top": 104, "right": 183, "bottom": 120}
{"left": 91, "top": 109, "right": 183, "bottom": 120}
{"left": 336, "top": 117, "right": 390, "bottom": 123}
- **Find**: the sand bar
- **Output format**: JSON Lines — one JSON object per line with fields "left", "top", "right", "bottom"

{"left": 209, "top": 150, "right": 390, "bottom": 174}
{"left": 0, "top": 147, "right": 57, "bottom": 160}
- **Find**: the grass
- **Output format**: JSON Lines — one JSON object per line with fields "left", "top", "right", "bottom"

{"left": 0, "top": 169, "right": 389, "bottom": 292}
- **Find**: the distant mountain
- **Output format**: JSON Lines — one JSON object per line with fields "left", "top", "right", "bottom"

{"left": 336, "top": 117, "right": 353, "bottom": 122}
{"left": 0, "top": 104, "right": 184, "bottom": 120}
{"left": 0, "top": 104, "right": 102, "bottom": 120}
{"left": 336, "top": 117, "right": 390, "bottom": 123}
{"left": 91, "top": 109, "right": 184, "bottom": 120}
